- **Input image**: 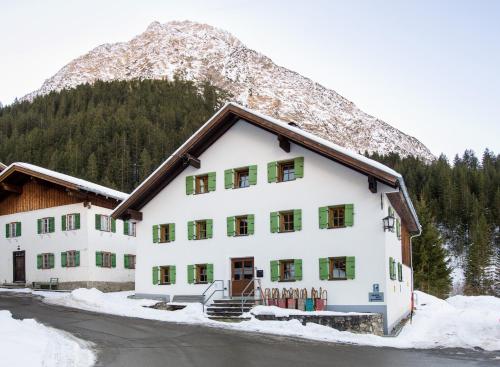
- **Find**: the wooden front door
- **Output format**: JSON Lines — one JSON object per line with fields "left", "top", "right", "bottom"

{"left": 13, "top": 251, "right": 26, "bottom": 283}
{"left": 231, "top": 257, "right": 254, "bottom": 297}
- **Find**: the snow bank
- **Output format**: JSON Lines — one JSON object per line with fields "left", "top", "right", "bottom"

{"left": 250, "top": 305, "right": 371, "bottom": 317}
{"left": 0, "top": 310, "right": 95, "bottom": 367}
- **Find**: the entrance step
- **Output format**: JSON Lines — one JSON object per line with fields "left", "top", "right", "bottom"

{"left": 1, "top": 283, "right": 26, "bottom": 289}
{"left": 172, "top": 295, "right": 204, "bottom": 303}
{"left": 206, "top": 298, "right": 258, "bottom": 322}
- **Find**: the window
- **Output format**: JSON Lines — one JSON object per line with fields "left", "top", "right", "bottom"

{"left": 37, "top": 253, "right": 54, "bottom": 270}
{"left": 188, "top": 220, "right": 212, "bottom": 240}
{"left": 66, "top": 251, "right": 78, "bottom": 267}
{"left": 236, "top": 216, "right": 248, "bottom": 236}
{"left": 124, "top": 221, "right": 136, "bottom": 237}
{"left": 196, "top": 264, "right": 208, "bottom": 284}
{"left": 195, "top": 175, "right": 209, "bottom": 194}
{"left": 124, "top": 254, "right": 136, "bottom": 269}
{"left": 330, "top": 257, "right": 347, "bottom": 280}
{"left": 102, "top": 252, "right": 112, "bottom": 268}
{"left": 281, "top": 260, "right": 295, "bottom": 281}
{"left": 96, "top": 251, "right": 115, "bottom": 268}
{"left": 196, "top": 221, "right": 207, "bottom": 240}
{"left": 186, "top": 173, "right": 215, "bottom": 194}
{"left": 160, "top": 266, "right": 171, "bottom": 284}
{"left": 160, "top": 224, "right": 171, "bottom": 242}
{"left": 225, "top": 166, "right": 257, "bottom": 189}
{"left": 271, "top": 259, "right": 302, "bottom": 281}
{"left": 101, "top": 215, "right": 111, "bottom": 232}
{"left": 280, "top": 211, "right": 294, "bottom": 232}
{"left": 227, "top": 215, "right": 254, "bottom": 237}
{"left": 96, "top": 214, "right": 115, "bottom": 232}
{"left": 42, "top": 253, "right": 51, "bottom": 269}
{"left": 63, "top": 214, "right": 80, "bottom": 231}
{"left": 6, "top": 222, "right": 21, "bottom": 238}
{"left": 329, "top": 206, "right": 345, "bottom": 228}
{"left": 279, "top": 161, "right": 295, "bottom": 182}
{"left": 319, "top": 257, "right": 355, "bottom": 280}
{"left": 236, "top": 168, "right": 250, "bottom": 188}
{"left": 38, "top": 217, "right": 54, "bottom": 234}
{"left": 319, "top": 204, "right": 354, "bottom": 229}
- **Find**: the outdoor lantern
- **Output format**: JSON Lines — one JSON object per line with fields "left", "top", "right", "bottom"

{"left": 383, "top": 214, "right": 395, "bottom": 232}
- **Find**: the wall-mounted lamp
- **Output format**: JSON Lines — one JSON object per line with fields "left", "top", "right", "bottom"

{"left": 383, "top": 214, "right": 395, "bottom": 232}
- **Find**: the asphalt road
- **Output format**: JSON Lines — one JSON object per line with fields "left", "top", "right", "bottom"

{"left": 0, "top": 292, "right": 498, "bottom": 367}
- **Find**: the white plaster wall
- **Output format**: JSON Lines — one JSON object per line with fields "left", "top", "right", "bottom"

{"left": 135, "top": 119, "right": 411, "bottom": 324}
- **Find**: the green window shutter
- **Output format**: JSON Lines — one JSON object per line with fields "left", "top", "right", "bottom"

{"left": 267, "top": 161, "right": 277, "bottom": 183}
{"left": 186, "top": 175, "right": 194, "bottom": 195}
{"left": 187, "top": 265, "right": 194, "bottom": 284}
{"left": 224, "top": 169, "right": 234, "bottom": 189}
{"left": 293, "top": 209, "right": 302, "bottom": 231}
{"left": 206, "top": 219, "right": 213, "bottom": 238}
{"left": 319, "top": 207, "right": 328, "bottom": 229}
{"left": 319, "top": 258, "right": 329, "bottom": 280}
{"left": 75, "top": 251, "right": 80, "bottom": 267}
{"left": 294, "top": 157, "right": 304, "bottom": 178}
{"left": 49, "top": 253, "right": 55, "bottom": 268}
{"left": 270, "top": 260, "right": 279, "bottom": 281}
{"left": 346, "top": 256, "right": 356, "bottom": 279}
{"left": 294, "top": 259, "right": 303, "bottom": 280}
{"left": 170, "top": 265, "right": 176, "bottom": 284}
{"left": 207, "top": 263, "right": 214, "bottom": 283}
{"left": 16, "top": 222, "right": 21, "bottom": 237}
{"left": 249, "top": 165, "right": 257, "bottom": 185}
{"left": 61, "top": 252, "right": 67, "bottom": 267}
{"left": 188, "top": 221, "right": 195, "bottom": 240}
{"left": 345, "top": 204, "right": 354, "bottom": 227}
{"left": 169, "top": 223, "right": 176, "bottom": 242}
{"left": 37, "top": 254, "right": 42, "bottom": 269}
{"left": 95, "top": 214, "right": 101, "bottom": 230}
{"left": 111, "top": 219, "right": 116, "bottom": 233}
{"left": 75, "top": 214, "right": 80, "bottom": 230}
{"left": 247, "top": 214, "right": 255, "bottom": 235}
{"left": 152, "top": 225, "right": 159, "bottom": 243}
{"left": 398, "top": 263, "right": 403, "bottom": 282}
{"left": 37, "top": 219, "right": 42, "bottom": 234}
{"left": 5, "top": 224, "right": 9, "bottom": 238}
{"left": 270, "top": 212, "right": 279, "bottom": 233}
{"left": 111, "top": 253, "right": 116, "bottom": 268}
{"left": 124, "top": 255, "right": 129, "bottom": 269}
{"left": 208, "top": 172, "right": 216, "bottom": 191}
{"left": 96, "top": 252, "right": 103, "bottom": 267}
{"left": 124, "top": 221, "right": 129, "bottom": 235}
{"left": 61, "top": 215, "right": 67, "bottom": 231}
{"left": 396, "top": 219, "right": 401, "bottom": 238}
{"left": 389, "top": 257, "right": 395, "bottom": 280}
{"left": 49, "top": 217, "right": 55, "bottom": 233}
{"left": 227, "top": 216, "right": 235, "bottom": 236}
{"left": 152, "top": 266, "right": 159, "bottom": 285}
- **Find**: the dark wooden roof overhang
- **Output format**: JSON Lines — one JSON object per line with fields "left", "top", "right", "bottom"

{"left": 386, "top": 191, "right": 420, "bottom": 233}
{"left": 113, "top": 104, "right": 404, "bottom": 220}
{"left": 0, "top": 162, "right": 6, "bottom": 173}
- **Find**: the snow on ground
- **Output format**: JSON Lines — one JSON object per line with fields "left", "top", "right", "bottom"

{"left": 1, "top": 288, "right": 499, "bottom": 351}
{"left": 0, "top": 309, "right": 95, "bottom": 367}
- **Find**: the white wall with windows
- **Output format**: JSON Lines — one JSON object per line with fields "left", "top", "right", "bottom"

{"left": 134, "top": 119, "right": 413, "bottom": 333}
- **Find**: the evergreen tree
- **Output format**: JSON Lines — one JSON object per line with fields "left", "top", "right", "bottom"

{"left": 465, "top": 213, "right": 493, "bottom": 295}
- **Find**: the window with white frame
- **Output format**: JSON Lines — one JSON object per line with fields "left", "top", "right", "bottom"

{"left": 66, "top": 251, "right": 77, "bottom": 267}
{"left": 101, "top": 215, "right": 111, "bottom": 232}
{"left": 125, "top": 221, "right": 136, "bottom": 237}
{"left": 41, "top": 218, "right": 50, "bottom": 234}
{"left": 65, "top": 214, "right": 78, "bottom": 231}
{"left": 7, "top": 222, "right": 20, "bottom": 238}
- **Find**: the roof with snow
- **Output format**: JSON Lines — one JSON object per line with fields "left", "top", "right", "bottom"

{"left": 112, "top": 102, "right": 420, "bottom": 232}
{"left": 0, "top": 162, "right": 127, "bottom": 201}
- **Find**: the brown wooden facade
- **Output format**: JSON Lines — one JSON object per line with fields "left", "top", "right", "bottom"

{"left": 401, "top": 224, "right": 411, "bottom": 267}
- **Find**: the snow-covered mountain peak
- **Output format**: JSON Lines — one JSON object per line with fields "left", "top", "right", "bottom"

{"left": 23, "top": 20, "right": 434, "bottom": 161}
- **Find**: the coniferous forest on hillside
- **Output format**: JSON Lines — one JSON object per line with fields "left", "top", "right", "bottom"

{"left": 0, "top": 79, "right": 498, "bottom": 297}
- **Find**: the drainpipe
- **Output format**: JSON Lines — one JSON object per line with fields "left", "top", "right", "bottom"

{"left": 409, "top": 228, "right": 422, "bottom": 324}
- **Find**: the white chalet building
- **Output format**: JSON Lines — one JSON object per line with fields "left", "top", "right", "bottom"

{"left": 113, "top": 103, "right": 421, "bottom": 334}
{"left": 0, "top": 163, "right": 136, "bottom": 291}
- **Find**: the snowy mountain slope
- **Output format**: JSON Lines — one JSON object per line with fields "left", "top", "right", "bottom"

{"left": 24, "top": 20, "right": 434, "bottom": 161}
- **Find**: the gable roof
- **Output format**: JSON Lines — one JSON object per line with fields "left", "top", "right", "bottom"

{"left": 0, "top": 162, "right": 5, "bottom": 172}
{"left": 112, "top": 102, "right": 420, "bottom": 232}
{"left": 0, "top": 162, "right": 127, "bottom": 201}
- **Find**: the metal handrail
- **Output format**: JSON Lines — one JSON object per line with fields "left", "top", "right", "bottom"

{"left": 240, "top": 278, "right": 264, "bottom": 314}
{"left": 202, "top": 280, "right": 225, "bottom": 312}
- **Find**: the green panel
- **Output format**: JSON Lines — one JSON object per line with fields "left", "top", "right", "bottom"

{"left": 396, "top": 219, "right": 401, "bottom": 238}
{"left": 124, "top": 221, "right": 129, "bottom": 235}
{"left": 187, "top": 221, "right": 194, "bottom": 240}
{"left": 319, "top": 207, "right": 328, "bottom": 229}
{"left": 208, "top": 172, "right": 216, "bottom": 192}
{"left": 111, "top": 218, "right": 116, "bottom": 233}
{"left": 249, "top": 165, "right": 257, "bottom": 185}
{"left": 61, "top": 215, "right": 67, "bottom": 231}
{"left": 49, "top": 217, "right": 55, "bottom": 233}
{"left": 207, "top": 263, "right": 214, "bottom": 283}
{"left": 152, "top": 266, "right": 159, "bottom": 285}
{"left": 96, "top": 252, "right": 103, "bottom": 267}
{"left": 124, "top": 255, "right": 130, "bottom": 269}
{"left": 37, "top": 219, "right": 42, "bottom": 234}
{"left": 75, "top": 214, "right": 80, "bottom": 230}
{"left": 61, "top": 252, "right": 67, "bottom": 267}
{"left": 247, "top": 214, "right": 255, "bottom": 235}
{"left": 294, "top": 259, "right": 303, "bottom": 280}
{"left": 389, "top": 257, "right": 395, "bottom": 280}
{"left": 187, "top": 265, "right": 194, "bottom": 284}
{"left": 111, "top": 253, "right": 116, "bottom": 268}
{"left": 224, "top": 169, "right": 234, "bottom": 189}
{"left": 267, "top": 161, "right": 277, "bottom": 183}
{"left": 169, "top": 223, "right": 176, "bottom": 242}
{"left": 37, "top": 254, "right": 42, "bottom": 269}
{"left": 5, "top": 224, "right": 9, "bottom": 238}
{"left": 75, "top": 251, "right": 80, "bottom": 267}
{"left": 16, "top": 222, "right": 21, "bottom": 237}
{"left": 152, "top": 225, "right": 159, "bottom": 243}
{"left": 227, "top": 216, "right": 235, "bottom": 236}
{"left": 270, "top": 260, "right": 279, "bottom": 281}
{"left": 170, "top": 265, "right": 176, "bottom": 284}
{"left": 95, "top": 214, "right": 101, "bottom": 230}
{"left": 185, "top": 175, "right": 194, "bottom": 195}
{"left": 206, "top": 219, "right": 213, "bottom": 239}
{"left": 346, "top": 256, "right": 355, "bottom": 279}
{"left": 293, "top": 209, "right": 302, "bottom": 231}
{"left": 49, "top": 253, "right": 55, "bottom": 268}
{"left": 345, "top": 204, "right": 354, "bottom": 227}
{"left": 294, "top": 157, "right": 304, "bottom": 178}
{"left": 319, "top": 258, "right": 329, "bottom": 280}
{"left": 270, "top": 212, "right": 279, "bottom": 233}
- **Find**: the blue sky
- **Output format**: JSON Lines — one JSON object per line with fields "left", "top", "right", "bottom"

{"left": 1, "top": 0, "right": 499, "bottom": 159}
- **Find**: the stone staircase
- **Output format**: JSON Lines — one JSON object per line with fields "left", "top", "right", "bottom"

{"left": 206, "top": 299, "right": 257, "bottom": 322}
{"left": 0, "top": 283, "right": 27, "bottom": 289}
